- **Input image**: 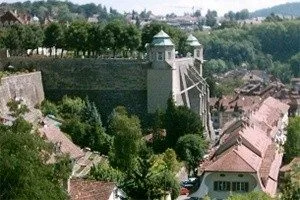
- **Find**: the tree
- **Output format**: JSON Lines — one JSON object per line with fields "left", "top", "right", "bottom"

{"left": 0, "top": 118, "right": 69, "bottom": 199}
{"left": 205, "top": 10, "right": 218, "bottom": 27}
{"left": 60, "top": 97, "right": 111, "bottom": 154}
{"left": 165, "top": 98, "right": 204, "bottom": 148}
{"left": 123, "top": 24, "right": 141, "bottom": 57}
{"left": 290, "top": 52, "right": 300, "bottom": 77}
{"left": 108, "top": 107, "right": 143, "bottom": 172}
{"left": 3, "top": 24, "right": 26, "bottom": 55}
{"left": 23, "top": 25, "right": 44, "bottom": 54}
{"left": 43, "top": 22, "right": 64, "bottom": 56}
{"left": 41, "top": 100, "right": 59, "bottom": 116}
{"left": 121, "top": 149, "right": 180, "bottom": 199}
{"left": 281, "top": 164, "right": 300, "bottom": 200}
{"left": 89, "top": 160, "right": 124, "bottom": 183}
{"left": 59, "top": 95, "right": 86, "bottom": 119}
{"left": 176, "top": 134, "right": 207, "bottom": 175}
{"left": 284, "top": 117, "right": 300, "bottom": 163}
{"left": 228, "top": 191, "right": 273, "bottom": 200}
{"left": 65, "top": 21, "right": 90, "bottom": 56}
{"left": 102, "top": 20, "right": 125, "bottom": 57}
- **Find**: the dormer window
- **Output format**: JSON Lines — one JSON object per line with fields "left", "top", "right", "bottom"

{"left": 157, "top": 52, "right": 163, "bottom": 61}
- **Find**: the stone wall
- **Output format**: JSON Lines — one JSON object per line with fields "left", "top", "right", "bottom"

{"left": 0, "top": 57, "right": 150, "bottom": 123}
{"left": 0, "top": 71, "right": 44, "bottom": 115}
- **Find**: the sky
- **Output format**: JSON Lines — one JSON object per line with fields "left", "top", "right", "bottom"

{"left": 4, "top": 0, "right": 300, "bottom": 15}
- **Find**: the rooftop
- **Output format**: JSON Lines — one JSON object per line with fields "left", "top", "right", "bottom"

{"left": 69, "top": 179, "right": 115, "bottom": 200}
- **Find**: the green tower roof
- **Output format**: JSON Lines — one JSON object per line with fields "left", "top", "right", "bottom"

{"left": 187, "top": 34, "right": 201, "bottom": 47}
{"left": 151, "top": 30, "right": 174, "bottom": 46}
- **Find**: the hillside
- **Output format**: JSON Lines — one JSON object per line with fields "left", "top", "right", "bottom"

{"left": 252, "top": 2, "right": 300, "bottom": 17}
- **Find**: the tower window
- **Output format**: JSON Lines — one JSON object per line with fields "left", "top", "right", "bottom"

{"left": 167, "top": 51, "right": 172, "bottom": 59}
{"left": 157, "top": 52, "right": 163, "bottom": 61}
{"left": 196, "top": 49, "right": 200, "bottom": 57}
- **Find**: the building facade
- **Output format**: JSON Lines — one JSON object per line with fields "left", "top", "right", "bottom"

{"left": 191, "top": 97, "right": 289, "bottom": 199}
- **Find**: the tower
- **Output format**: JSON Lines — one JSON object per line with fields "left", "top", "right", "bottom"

{"left": 147, "top": 30, "right": 176, "bottom": 113}
{"left": 187, "top": 34, "right": 203, "bottom": 76}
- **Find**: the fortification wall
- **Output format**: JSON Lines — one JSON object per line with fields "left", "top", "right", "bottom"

{"left": 0, "top": 57, "right": 150, "bottom": 122}
{"left": 0, "top": 71, "right": 44, "bottom": 114}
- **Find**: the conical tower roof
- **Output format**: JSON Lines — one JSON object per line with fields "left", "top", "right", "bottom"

{"left": 187, "top": 34, "right": 201, "bottom": 47}
{"left": 151, "top": 30, "right": 174, "bottom": 46}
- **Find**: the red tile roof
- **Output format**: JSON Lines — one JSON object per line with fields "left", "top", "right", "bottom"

{"left": 39, "top": 125, "right": 84, "bottom": 160}
{"left": 205, "top": 144, "right": 261, "bottom": 173}
{"left": 203, "top": 97, "right": 289, "bottom": 196}
{"left": 69, "top": 179, "right": 115, "bottom": 200}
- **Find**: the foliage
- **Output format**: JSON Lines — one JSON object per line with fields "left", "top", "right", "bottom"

{"left": 176, "top": 134, "right": 207, "bottom": 175}
{"left": 205, "top": 10, "right": 218, "bottom": 27}
{"left": 0, "top": 118, "right": 69, "bottom": 199}
{"left": 89, "top": 160, "right": 124, "bottom": 183}
{"left": 228, "top": 191, "right": 273, "bottom": 200}
{"left": 281, "top": 164, "right": 300, "bottom": 200}
{"left": 290, "top": 52, "right": 300, "bottom": 77}
{"left": 7, "top": 99, "right": 29, "bottom": 118}
{"left": 43, "top": 22, "right": 65, "bottom": 56}
{"left": 121, "top": 149, "right": 180, "bottom": 199}
{"left": 41, "top": 100, "right": 59, "bottom": 116}
{"left": 165, "top": 98, "right": 204, "bottom": 148}
{"left": 60, "top": 97, "right": 110, "bottom": 154}
{"left": 108, "top": 107, "right": 143, "bottom": 172}
{"left": 284, "top": 117, "right": 300, "bottom": 163}
{"left": 59, "top": 95, "right": 86, "bottom": 119}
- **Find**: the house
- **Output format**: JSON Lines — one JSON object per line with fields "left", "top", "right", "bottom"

{"left": 69, "top": 179, "right": 126, "bottom": 200}
{"left": 0, "top": 10, "right": 26, "bottom": 25}
{"left": 39, "top": 119, "right": 102, "bottom": 177}
{"left": 190, "top": 97, "right": 289, "bottom": 199}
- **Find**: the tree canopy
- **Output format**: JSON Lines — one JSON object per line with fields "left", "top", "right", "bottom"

{"left": 0, "top": 118, "right": 69, "bottom": 199}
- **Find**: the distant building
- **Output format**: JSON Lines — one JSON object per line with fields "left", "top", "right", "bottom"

{"left": 0, "top": 10, "right": 24, "bottom": 25}
{"left": 191, "top": 97, "right": 289, "bottom": 199}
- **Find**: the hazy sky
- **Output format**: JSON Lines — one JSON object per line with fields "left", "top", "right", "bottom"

{"left": 4, "top": 0, "right": 300, "bottom": 15}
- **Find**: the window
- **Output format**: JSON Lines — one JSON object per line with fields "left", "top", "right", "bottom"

{"left": 214, "top": 181, "right": 249, "bottom": 192}
{"left": 196, "top": 49, "right": 200, "bottom": 57}
{"left": 232, "top": 182, "right": 249, "bottom": 192}
{"left": 167, "top": 51, "right": 172, "bottom": 59}
{"left": 214, "top": 181, "right": 230, "bottom": 191}
{"left": 157, "top": 52, "right": 163, "bottom": 61}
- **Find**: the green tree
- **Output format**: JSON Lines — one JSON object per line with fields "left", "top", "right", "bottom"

{"left": 165, "top": 98, "right": 204, "bottom": 148}
{"left": 281, "top": 164, "right": 300, "bottom": 200}
{"left": 290, "top": 52, "right": 300, "bottom": 77}
{"left": 102, "top": 20, "right": 125, "bottom": 57}
{"left": 205, "top": 10, "right": 218, "bottom": 27}
{"left": 65, "top": 21, "right": 90, "bottom": 56}
{"left": 0, "top": 118, "right": 69, "bottom": 200}
{"left": 41, "top": 100, "right": 59, "bottom": 116}
{"left": 108, "top": 107, "right": 143, "bottom": 172}
{"left": 89, "top": 160, "right": 124, "bottom": 183}
{"left": 3, "top": 24, "right": 26, "bottom": 55}
{"left": 121, "top": 150, "right": 180, "bottom": 199}
{"left": 124, "top": 24, "right": 141, "bottom": 57}
{"left": 228, "top": 191, "right": 273, "bottom": 200}
{"left": 23, "top": 25, "right": 44, "bottom": 54}
{"left": 176, "top": 134, "right": 207, "bottom": 175}
{"left": 59, "top": 95, "right": 86, "bottom": 119}
{"left": 43, "top": 22, "right": 64, "bottom": 56}
{"left": 284, "top": 117, "right": 300, "bottom": 163}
